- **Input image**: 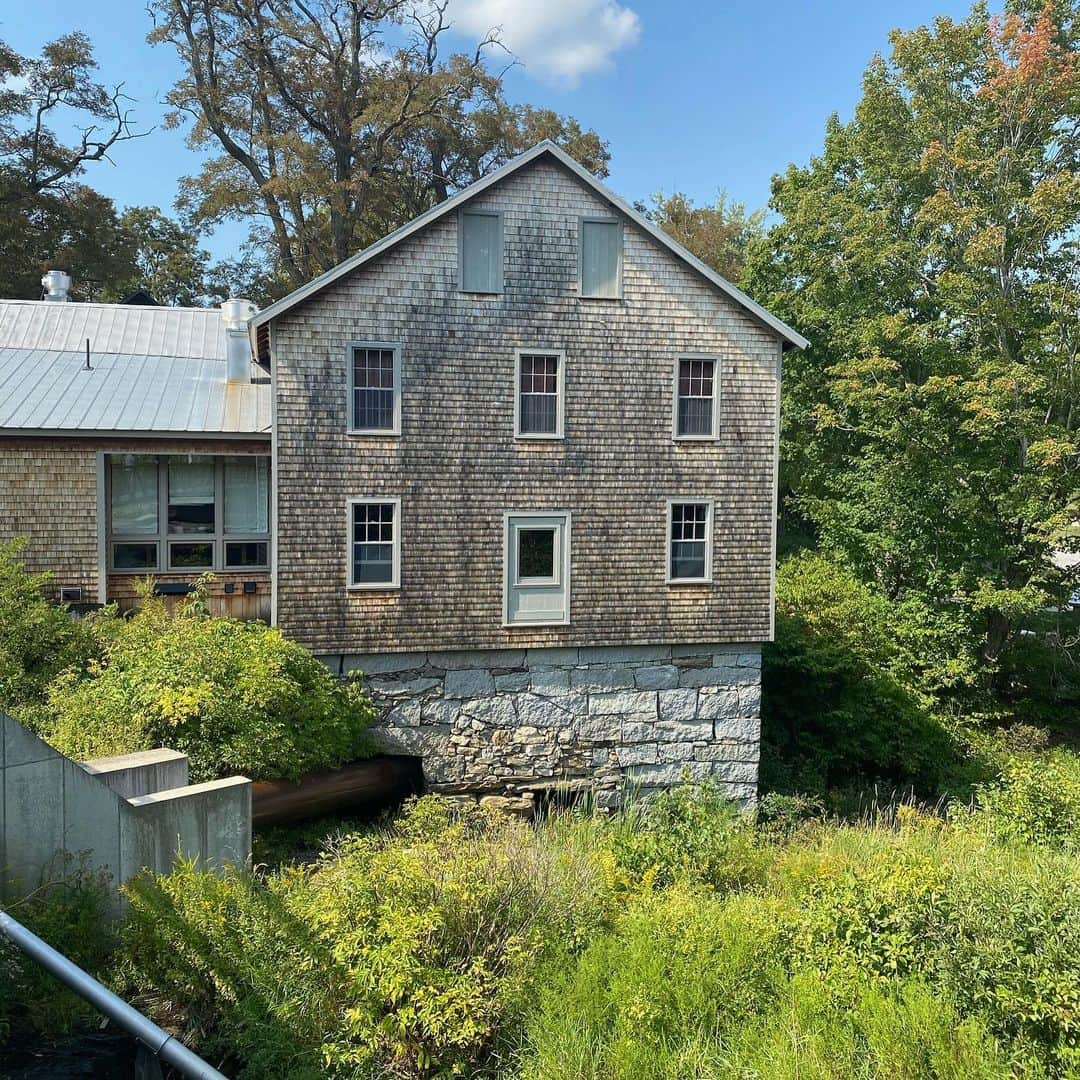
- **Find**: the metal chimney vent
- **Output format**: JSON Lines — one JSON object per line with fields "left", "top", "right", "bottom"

{"left": 221, "top": 298, "right": 256, "bottom": 382}
{"left": 41, "top": 270, "right": 71, "bottom": 302}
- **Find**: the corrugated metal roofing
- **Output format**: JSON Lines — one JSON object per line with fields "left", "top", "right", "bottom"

{"left": 0, "top": 300, "right": 228, "bottom": 359}
{"left": 0, "top": 348, "right": 271, "bottom": 435}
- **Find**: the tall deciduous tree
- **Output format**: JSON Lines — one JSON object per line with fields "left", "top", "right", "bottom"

{"left": 641, "top": 191, "right": 764, "bottom": 282}
{"left": 149, "top": 0, "right": 609, "bottom": 288}
{"left": 745, "top": 1, "right": 1080, "bottom": 676}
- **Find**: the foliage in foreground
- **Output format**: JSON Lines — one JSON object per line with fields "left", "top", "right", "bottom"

{"left": 118, "top": 774, "right": 1080, "bottom": 1079}
{"left": 32, "top": 584, "right": 374, "bottom": 782}
{"left": 0, "top": 857, "right": 114, "bottom": 1045}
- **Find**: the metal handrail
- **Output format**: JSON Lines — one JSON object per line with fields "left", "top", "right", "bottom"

{"left": 0, "top": 908, "right": 229, "bottom": 1079}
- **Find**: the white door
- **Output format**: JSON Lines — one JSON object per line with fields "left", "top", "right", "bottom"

{"left": 505, "top": 512, "right": 570, "bottom": 625}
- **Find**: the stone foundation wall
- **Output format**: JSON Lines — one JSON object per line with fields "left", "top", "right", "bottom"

{"left": 332, "top": 644, "right": 761, "bottom": 810}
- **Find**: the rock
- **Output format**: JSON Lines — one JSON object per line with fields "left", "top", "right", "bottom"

{"left": 634, "top": 664, "right": 679, "bottom": 689}
{"left": 444, "top": 668, "right": 496, "bottom": 698}
{"left": 658, "top": 688, "right": 698, "bottom": 723}
{"left": 588, "top": 690, "right": 658, "bottom": 717}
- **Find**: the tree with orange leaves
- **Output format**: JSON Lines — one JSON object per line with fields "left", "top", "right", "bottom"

{"left": 747, "top": 2, "right": 1080, "bottom": 707}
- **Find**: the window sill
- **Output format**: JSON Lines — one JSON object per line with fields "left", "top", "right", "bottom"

{"left": 346, "top": 429, "right": 401, "bottom": 438}
{"left": 346, "top": 584, "right": 400, "bottom": 593}
{"left": 514, "top": 433, "right": 564, "bottom": 442}
{"left": 502, "top": 618, "right": 571, "bottom": 629}
{"left": 666, "top": 578, "right": 713, "bottom": 586}
{"left": 578, "top": 294, "right": 623, "bottom": 302}
{"left": 458, "top": 289, "right": 502, "bottom": 297}
{"left": 672, "top": 435, "right": 721, "bottom": 444}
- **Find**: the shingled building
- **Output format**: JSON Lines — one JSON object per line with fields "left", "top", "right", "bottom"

{"left": 251, "top": 141, "right": 807, "bottom": 807}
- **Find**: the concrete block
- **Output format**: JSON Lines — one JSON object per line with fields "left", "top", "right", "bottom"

{"left": 658, "top": 688, "right": 698, "bottom": 723}
{"left": 4, "top": 758, "right": 63, "bottom": 890}
{"left": 588, "top": 690, "right": 658, "bottom": 717}
{"left": 3, "top": 715, "right": 54, "bottom": 768}
{"left": 445, "top": 668, "right": 496, "bottom": 698}
{"left": 634, "top": 665, "right": 679, "bottom": 690}
{"left": 62, "top": 759, "right": 123, "bottom": 880}
{"left": 80, "top": 748, "right": 189, "bottom": 799}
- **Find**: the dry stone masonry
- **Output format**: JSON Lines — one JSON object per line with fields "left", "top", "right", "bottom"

{"left": 348, "top": 643, "right": 761, "bottom": 810}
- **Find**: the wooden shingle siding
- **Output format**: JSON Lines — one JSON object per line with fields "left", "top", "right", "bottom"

{"left": 272, "top": 158, "right": 780, "bottom": 655}
{"left": 0, "top": 435, "right": 270, "bottom": 609}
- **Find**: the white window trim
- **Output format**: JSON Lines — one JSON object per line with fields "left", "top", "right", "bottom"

{"left": 346, "top": 341, "right": 402, "bottom": 436}
{"left": 513, "top": 348, "right": 566, "bottom": 440}
{"left": 503, "top": 510, "right": 572, "bottom": 627}
{"left": 458, "top": 208, "right": 504, "bottom": 295}
{"left": 672, "top": 354, "right": 721, "bottom": 442}
{"left": 106, "top": 453, "right": 271, "bottom": 574}
{"left": 346, "top": 496, "right": 402, "bottom": 591}
{"left": 666, "top": 498, "right": 714, "bottom": 584}
{"left": 578, "top": 215, "right": 623, "bottom": 300}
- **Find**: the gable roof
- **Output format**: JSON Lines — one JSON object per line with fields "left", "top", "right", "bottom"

{"left": 250, "top": 140, "right": 809, "bottom": 350}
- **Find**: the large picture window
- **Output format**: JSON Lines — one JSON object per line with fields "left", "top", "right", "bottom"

{"left": 107, "top": 454, "right": 271, "bottom": 572}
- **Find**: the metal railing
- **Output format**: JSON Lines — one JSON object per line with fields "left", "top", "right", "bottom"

{"left": 0, "top": 908, "right": 228, "bottom": 1079}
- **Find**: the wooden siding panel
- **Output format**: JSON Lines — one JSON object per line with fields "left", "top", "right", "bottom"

{"left": 273, "top": 158, "right": 780, "bottom": 655}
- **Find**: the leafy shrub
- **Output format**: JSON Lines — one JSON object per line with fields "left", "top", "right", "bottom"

{"left": 36, "top": 586, "right": 373, "bottom": 782}
{"left": 0, "top": 539, "right": 102, "bottom": 714}
{"left": 598, "top": 780, "right": 769, "bottom": 894}
{"left": 970, "top": 749, "right": 1080, "bottom": 851}
{"left": 0, "top": 857, "right": 114, "bottom": 1043}
{"left": 118, "top": 797, "right": 614, "bottom": 1078}
{"left": 762, "top": 553, "right": 983, "bottom": 799}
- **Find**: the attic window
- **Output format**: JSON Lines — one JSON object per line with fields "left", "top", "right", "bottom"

{"left": 580, "top": 218, "right": 622, "bottom": 298}
{"left": 460, "top": 209, "right": 503, "bottom": 294}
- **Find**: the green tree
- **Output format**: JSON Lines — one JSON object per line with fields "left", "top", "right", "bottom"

{"left": 641, "top": 191, "right": 764, "bottom": 282}
{"left": 745, "top": 1, "right": 1080, "bottom": 682}
{"left": 148, "top": 0, "right": 609, "bottom": 287}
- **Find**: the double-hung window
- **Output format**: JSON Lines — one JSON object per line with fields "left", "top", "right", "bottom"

{"left": 108, "top": 454, "right": 271, "bottom": 572}
{"left": 460, "top": 209, "right": 503, "bottom": 293}
{"left": 515, "top": 350, "right": 565, "bottom": 438}
{"left": 667, "top": 500, "right": 713, "bottom": 583}
{"left": 580, "top": 218, "right": 622, "bottom": 298}
{"left": 348, "top": 498, "right": 401, "bottom": 589}
{"left": 673, "top": 356, "right": 720, "bottom": 439}
{"left": 348, "top": 343, "right": 401, "bottom": 434}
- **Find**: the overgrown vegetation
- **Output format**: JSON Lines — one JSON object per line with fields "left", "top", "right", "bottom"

{"left": 114, "top": 782, "right": 1080, "bottom": 1079}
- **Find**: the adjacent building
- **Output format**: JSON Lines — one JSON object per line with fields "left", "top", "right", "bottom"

{"left": 0, "top": 281, "right": 272, "bottom": 620}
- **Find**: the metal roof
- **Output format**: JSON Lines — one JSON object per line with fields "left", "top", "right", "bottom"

{"left": 251, "top": 140, "right": 809, "bottom": 351}
{"left": 0, "top": 348, "right": 270, "bottom": 436}
{"left": 0, "top": 300, "right": 229, "bottom": 359}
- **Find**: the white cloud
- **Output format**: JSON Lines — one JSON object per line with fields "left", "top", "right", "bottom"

{"left": 448, "top": 0, "right": 640, "bottom": 87}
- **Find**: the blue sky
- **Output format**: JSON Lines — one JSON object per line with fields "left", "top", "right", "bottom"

{"left": 0, "top": 0, "right": 979, "bottom": 260}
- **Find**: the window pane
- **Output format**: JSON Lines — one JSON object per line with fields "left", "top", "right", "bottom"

{"left": 168, "top": 457, "right": 215, "bottom": 534}
{"left": 113, "top": 542, "right": 157, "bottom": 569}
{"left": 110, "top": 456, "right": 158, "bottom": 534}
{"left": 352, "top": 348, "right": 396, "bottom": 430}
{"left": 676, "top": 359, "right": 716, "bottom": 436}
{"left": 352, "top": 503, "right": 395, "bottom": 584}
{"left": 225, "top": 541, "right": 268, "bottom": 568}
{"left": 169, "top": 541, "right": 213, "bottom": 569}
{"left": 519, "top": 354, "right": 559, "bottom": 435}
{"left": 582, "top": 220, "right": 621, "bottom": 298}
{"left": 223, "top": 456, "right": 270, "bottom": 533}
{"left": 671, "top": 541, "right": 706, "bottom": 580}
{"left": 519, "top": 528, "right": 556, "bottom": 578}
{"left": 461, "top": 211, "right": 501, "bottom": 292}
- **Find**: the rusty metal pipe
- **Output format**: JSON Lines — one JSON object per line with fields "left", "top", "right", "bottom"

{"left": 251, "top": 755, "right": 422, "bottom": 827}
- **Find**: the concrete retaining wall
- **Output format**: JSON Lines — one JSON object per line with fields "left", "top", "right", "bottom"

{"left": 1, "top": 712, "right": 251, "bottom": 901}
{"left": 340, "top": 643, "right": 761, "bottom": 811}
